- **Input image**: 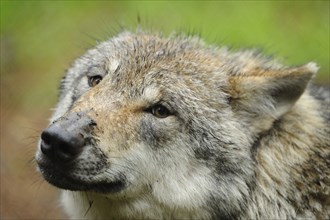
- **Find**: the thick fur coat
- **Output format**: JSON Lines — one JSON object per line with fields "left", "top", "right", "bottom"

{"left": 36, "top": 31, "right": 330, "bottom": 219}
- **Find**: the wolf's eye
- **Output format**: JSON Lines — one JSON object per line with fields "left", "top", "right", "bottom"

{"left": 88, "top": 75, "right": 103, "bottom": 87}
{"left": 149, "top": 105, "right": 171, "bottom": 118}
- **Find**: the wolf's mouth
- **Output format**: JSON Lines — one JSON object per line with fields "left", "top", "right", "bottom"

{"left": 37, "top": 160, "right": 126, "bottom": 193}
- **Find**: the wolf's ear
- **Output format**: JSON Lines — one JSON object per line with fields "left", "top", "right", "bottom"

{"left": 228, "top": 62, "right": 318, "bottom": 119}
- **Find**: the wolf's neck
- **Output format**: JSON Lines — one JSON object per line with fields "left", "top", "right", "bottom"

{"left": 247, "top": 92, "right": 329, "bottom": 219}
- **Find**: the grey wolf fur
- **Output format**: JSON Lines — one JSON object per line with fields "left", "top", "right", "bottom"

{"left": 36, "top": 31, "right": 330, "bottom": 219}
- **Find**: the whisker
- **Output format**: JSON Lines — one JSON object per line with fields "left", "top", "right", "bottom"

{"left": 83, "top": 192, "right": 94, "bottom": 217}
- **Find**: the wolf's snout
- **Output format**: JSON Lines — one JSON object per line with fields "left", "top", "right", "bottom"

{"left": 40, "top": 112, "right": 95, "bottom": 162}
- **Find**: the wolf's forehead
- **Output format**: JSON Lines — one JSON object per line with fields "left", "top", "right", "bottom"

{"left": 96, "top": 33, "right": 212, "bottom": 69}
{"left": 77, "top": 33, "right": 231, "bottom": 96}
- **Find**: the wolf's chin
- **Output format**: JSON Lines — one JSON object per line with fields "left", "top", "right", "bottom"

{"left": 37, "top": 162, "right": 126, "bottom": 194}
{"left": 43, "top": 171, "right": 126, "bottom": 193}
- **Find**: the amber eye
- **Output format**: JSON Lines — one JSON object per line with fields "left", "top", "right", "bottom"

{"left": 150, "top": 104, "right": 171, "bottom": 118}
{"left": 88, "top": 75, "right": 103, "bottom": 87}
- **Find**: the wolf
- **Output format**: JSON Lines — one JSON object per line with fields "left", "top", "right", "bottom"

{"left": 35, "top": 31, "right": 330, "bottom": 219}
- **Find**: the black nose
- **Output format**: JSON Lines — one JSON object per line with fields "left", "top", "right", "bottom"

{"left": 40, "top": 112, "right": 95, "bottom": 162}
{"left": 40, "top": 126, "right": 85, "bottom": 162}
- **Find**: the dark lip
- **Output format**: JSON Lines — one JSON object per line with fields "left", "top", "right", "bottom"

{"left": 37, "top": 159, "right": 126, "bottom": 193}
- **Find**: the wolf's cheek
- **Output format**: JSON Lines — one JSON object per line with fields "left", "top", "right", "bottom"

{"left": 138, "top": 114, "right": 182, "bottom": 149}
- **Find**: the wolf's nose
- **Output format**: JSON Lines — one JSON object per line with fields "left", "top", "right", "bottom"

{"left": 40, "top": 125, "right": 85, "bottom": 162}
{"left": 40, "top": 112, "right": 96, "bottom": 162}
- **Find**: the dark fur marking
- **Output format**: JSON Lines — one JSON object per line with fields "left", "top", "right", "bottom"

{"left": 250, "top": 119, "right": 282, "bottom": 160}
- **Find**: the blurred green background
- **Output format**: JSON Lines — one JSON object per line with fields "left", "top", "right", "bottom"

{"left": 1, "top": 1, "right": 329, "bottom": 219}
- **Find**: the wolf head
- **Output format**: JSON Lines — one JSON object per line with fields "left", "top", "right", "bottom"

{"left": 36, "top": 31, "right": 317, "bottom": 218}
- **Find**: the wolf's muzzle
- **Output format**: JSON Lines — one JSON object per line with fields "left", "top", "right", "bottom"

{"left": 40, "top": 112, "right": 96, "bottom": 163}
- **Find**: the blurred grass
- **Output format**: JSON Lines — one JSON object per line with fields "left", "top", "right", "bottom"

{"left": 0, "top": 1, "right": 329, "bottom": 219}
